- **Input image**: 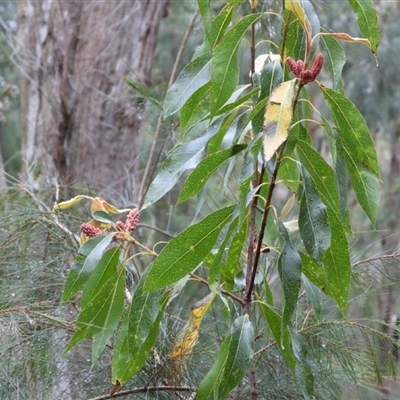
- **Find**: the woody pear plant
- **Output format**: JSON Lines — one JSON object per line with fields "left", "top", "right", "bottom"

{"left": 54, "top": 0, "right": 382, "bottom": 399}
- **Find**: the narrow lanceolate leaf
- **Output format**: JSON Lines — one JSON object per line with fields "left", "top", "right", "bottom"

{"left": 283, "top": 0, "right": 320, "bottom": 60}
{"left": 180, "top": 82, "right": 211, "bottom": 134}
{"left": 144, "top": 206, "right": 235, "bottom": 292}
{"left": 298, "top": 167, "right": 331, "bottom": 264}
{"left": 178, "top": 144, "right": 247, "bottom": 203}
{"left": 65, "top": 265, "right": 125, "bottom": 352}
{"left": 62, "top": 234, "right": 114, "bottom": 302}
{"left": 53, "top": 194, "right": 89, "bottom": 211}
{"left": 143, "top": 130, "right": 215, "bottom": 209}
{"left": 81, "top": 246, "right": 120, "bottom": 309}
{"left": 164, "top": 53, "right": 211, "bottom": 117}
{"left": 257, "top": 301, "right": 296, "bottom": 370}
{"left": 347, "top": 0, "right": 380, "bottom": 55}
{"left": 320, "top": 85, "right": 380, "bottom": 224}
{"left": 196, "top": 315, "right": 254, "bottom": 400}
{"left": 263, "top": 79, "right": 298, "bottom": 162}
{"left": 252, "top": 58, "right": 283, "bottom": 135}
{"left": 296, "top": 140, "right": 350, "bottom": 232}
{"left": 112, "top": 273, "right": 169, "bottom": 385}
{"left": 320, "top": 32, "right": 371, "bottom": 51}
{"left": 278, "top": 240, "right": 302, "bottom": 331}
{"left": 166, "top": 292, "right": 216, "bottom": 384}
{"left": 323, "top": 212, "right": 351, "bottom": 314}
{"left": 211, "top": 13, "right": 261, "bottom": 116}
{"left": 320, "top": 34, "right": 345, "bottom": 91}
{"left": 285, "top": 0, "right": 312, "bottom": 44}
{"left": 197, "top": 0, "right": 212, "bottom": 47}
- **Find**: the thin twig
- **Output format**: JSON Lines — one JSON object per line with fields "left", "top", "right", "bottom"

{"left": 189, "top": 273, "right": 244, "bottom": 306}
{"left": 138, "top": 11, "right": 198, "bottom": 208}
{"left": 88, "top": 385, "right": 194, "bottom": 400}
{"left": 352, "top": 253, "right": 400, "bottom": 267}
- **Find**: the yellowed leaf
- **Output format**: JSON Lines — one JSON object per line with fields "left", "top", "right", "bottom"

{"left": 320, "top": 32, "right": 371, "bottom": 49}
{"left": 263, "top": 79, "right": 298, "bottom": 162}
{"left": 280, "top": 193, "right": 296, "bottom": 219}
{"left": 165, "top": 292, "right": 216, "bottom": 383}
{"left": 90, "top": 197, "right": 130, "bottom": 214}
{"left": 53, "top": 195, "right": 91, "bottom": 211}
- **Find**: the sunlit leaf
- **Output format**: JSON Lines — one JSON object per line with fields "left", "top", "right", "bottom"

{"left": 196, "top": 315, "right": 254, "bottom": 400}
{"left": 263, "top": 79, "right": 298, "bottom": 162}
{"left": 144, "top": 206, "right": 235, "bottom": 292}
{"left": 178, "top": 144, "right": 247, "bottom": 203}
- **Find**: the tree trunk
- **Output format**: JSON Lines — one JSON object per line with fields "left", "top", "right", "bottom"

{"left": 17, "top": 0, "right": 168, "bottom": 198}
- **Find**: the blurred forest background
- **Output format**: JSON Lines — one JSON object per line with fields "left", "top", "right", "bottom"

{"left": 1, "top": 0, "right": 400, "bottom": 399}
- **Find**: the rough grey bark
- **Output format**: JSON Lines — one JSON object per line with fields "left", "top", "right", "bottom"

{"left": 17, "top": 0, "right": 168, "bottom": 197}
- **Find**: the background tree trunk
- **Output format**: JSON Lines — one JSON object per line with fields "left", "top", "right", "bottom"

{"left": 17, "top": 0, "right": 168, "bottom": 198}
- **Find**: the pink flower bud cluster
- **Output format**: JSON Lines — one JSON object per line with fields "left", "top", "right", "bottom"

{"left": 80, "top": 223, "right": 107, "bottom": 238}
{"left": 286, "top": 53, "right": 324, "bottom": 85}
{"left": 113, "top": 208, "right": 140, "bottom": 241}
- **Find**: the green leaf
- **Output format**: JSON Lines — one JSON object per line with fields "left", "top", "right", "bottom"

{"left": 144, "top": 206, "right": 235, "bottom": 292}
{"left": 216, "top": 87, "right": 259, "bottom": 117}
{"left": 251, "top": 58, "right": 283, "bottom": 135}
{"left": 283, "top": 0, "right": 320, "bottom": 61}
{"left": 180, "top": 82, "right": 211, "bottom": 135}
{"left": 209, "top": 4, "right": 233, "bottom": 49}
{"left": 323, "top": 212, "right": 351, "bottom": 314}
{"left": 278, "top": 237, "right": 302, "bottom": 331}
{"left": 81, "top": 246, "right": 120, "bottom": 309}
{"left": 347, "top": 0, "right": 380, "bottom": 55}
{"left": 143, "top": 129, "right": 216, "bottom": 209}
{"left": 211, "top": 13, "right": 261, "bottom": 116}
{"left": 222, "top": 220, "right": 248, "bottom": 290}
{"left": 197, "top": 0, "right": 212, "bottom": 47}
{"left": 257, "top": 301, "right": 296, "bottom": 370}
{"left": 164, "top": 53, "right": 211, "bottom": 117}
{"left": 196, "top": 315, "right": 254, "bottom": 400}
{"left": 112, "top": 274, "right": 169, "bottom": 385}
{"left": 320, "top": 33, "right": 345, "bottom": 91}
{"left": 65, "top": 265, "right": 125, "bottom": 352}
{"left": 300, "top": 252, "right": 327, "bottom": 292}
{"left": 92, "top": 210, "right": 114, "bottom": 225}
{"left": 296, "top": 140, "right": 350, "bottom": 232}
{"left": 208, "top": 217, "right": 239, "bottom": 291}
{"left": 178, "top": 144, "right": 247, "bottom": 203}
{"left": 298, "top": 167, "right": 331, "bottom": 264}
{"left": 320, "top": 85, "right": 380, "bottom": 224}
{"left": 62, "top": 234, "right": 114, "bottom": 302}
